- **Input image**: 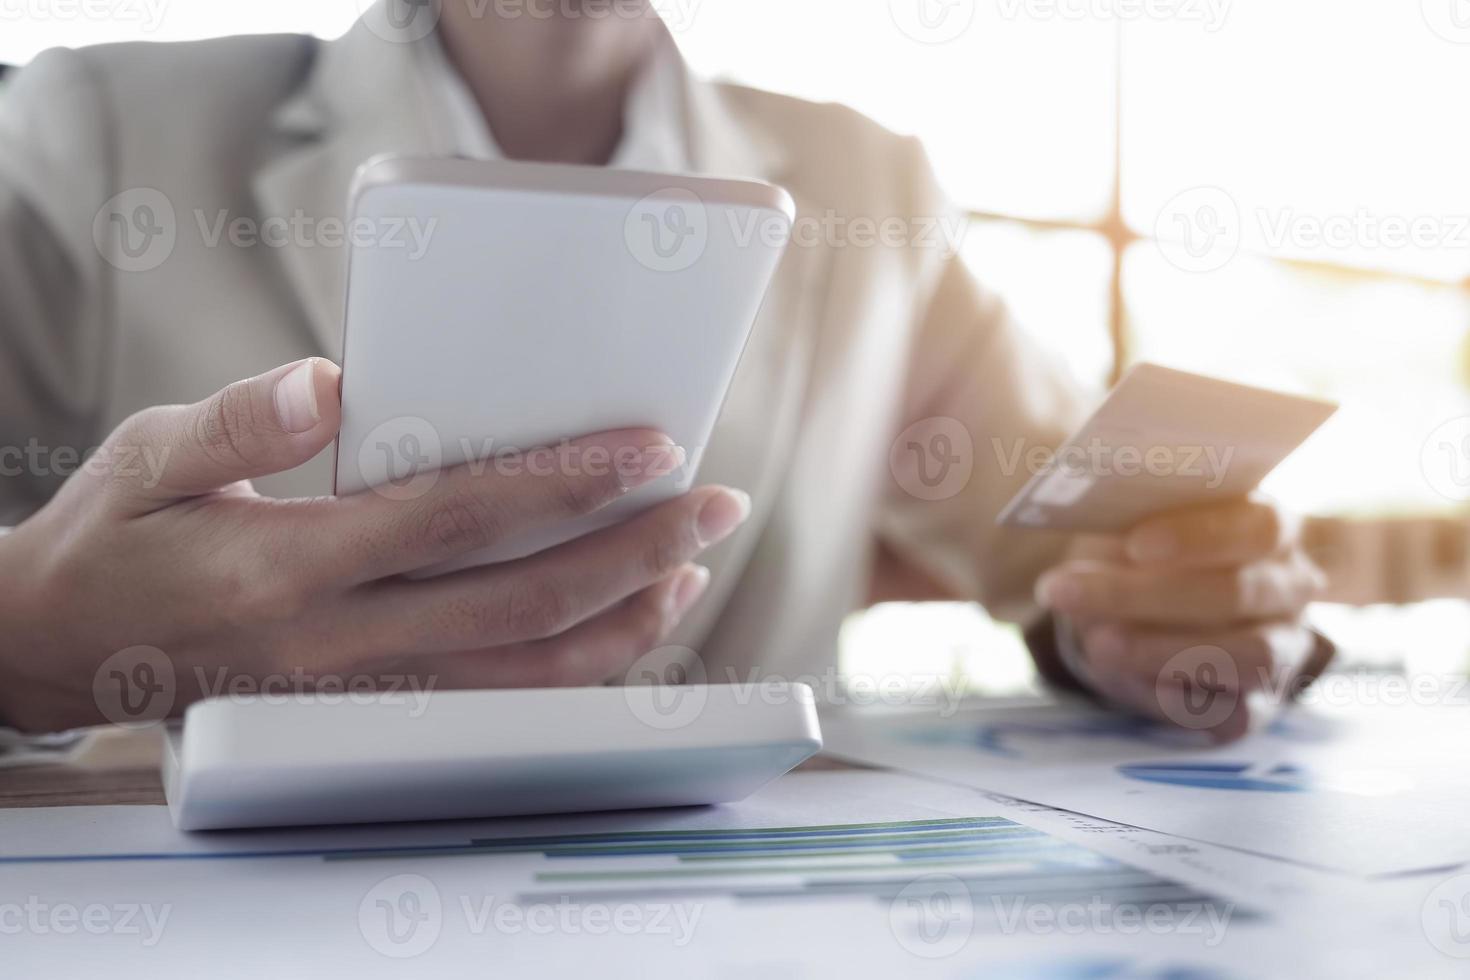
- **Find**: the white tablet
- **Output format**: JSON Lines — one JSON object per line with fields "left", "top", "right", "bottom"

{"left": 163, "top": 684, "right": 822, "bottom": 831}
{"left": 333, "top": 156, "right": 794, "bottom": 574}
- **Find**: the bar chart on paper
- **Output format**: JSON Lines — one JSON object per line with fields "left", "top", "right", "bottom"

{"left": 2, "top": 774, "right": 1292, "bottom": 979}
{"left": 328, "top": 815, "right": 1240, "bottom": 916}
{"left": 0, "top": 773, "right": 1246, "bottom": 925}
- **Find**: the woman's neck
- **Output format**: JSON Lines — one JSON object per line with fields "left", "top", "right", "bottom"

{"left": 437, "top": 1, "right": 662, "bottom": 165}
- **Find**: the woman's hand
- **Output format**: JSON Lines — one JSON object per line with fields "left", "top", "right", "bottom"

{"left": 0, "top": 358, "right": 749, "bottom": 732}
{"left": 1035, "top": 498, "right": 1327, "bottom": 741}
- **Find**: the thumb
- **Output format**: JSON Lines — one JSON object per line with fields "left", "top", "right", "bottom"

{"left": 107, "top": 358, "right": 341, "bottom": 510}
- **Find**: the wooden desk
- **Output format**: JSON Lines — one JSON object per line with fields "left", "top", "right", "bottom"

{"left": 0, "top": 728, "right": 859, "bottom": 810}
{"left": 0, "top": 729, "right": 167, "bottom": 808}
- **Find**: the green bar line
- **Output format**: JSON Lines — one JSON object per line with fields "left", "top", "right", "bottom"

{"left": 516, "top": 828, "right": 1044, "bottom": 857}
{"left": 678, "top": 841, "right": 1075, "bottom": 863}
{"left": 464, "top": 817, "right": 1007, "bottom": 846}
{"left": 322, "top": 819, "right": 1030, "bottom": 862}
{"left": 534, "top": 859, "right": 1053, "bottom": 883}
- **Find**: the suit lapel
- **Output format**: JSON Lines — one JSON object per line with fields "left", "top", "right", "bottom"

{"left": 251, "top": 19, "right": 457, "bottom": 355}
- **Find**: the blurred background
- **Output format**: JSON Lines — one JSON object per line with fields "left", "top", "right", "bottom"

{"left": 5, "top": 0, "right": 1468, "bottom": 696}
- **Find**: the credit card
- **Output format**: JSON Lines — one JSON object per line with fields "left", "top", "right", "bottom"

{"left": 996, "top": 363, "right": 1337, "bottom": 531}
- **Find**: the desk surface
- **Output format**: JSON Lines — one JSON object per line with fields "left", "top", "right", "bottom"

{"left": 0, "top": 728, "right": 856, "bottom": 809}
{"left": 0, "top": 729, "right": 168, "bottom": 808}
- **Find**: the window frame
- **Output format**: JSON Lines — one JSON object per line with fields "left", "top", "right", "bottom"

{"left": 963, "top": 23, "right": 1470, "bottom": 388}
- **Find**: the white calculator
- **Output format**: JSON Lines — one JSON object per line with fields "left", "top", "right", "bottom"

{"left": 163, "top": 684, "right": 822, "bottom": 831}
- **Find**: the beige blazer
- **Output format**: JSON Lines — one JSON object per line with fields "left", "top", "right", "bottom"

{"left": 0, "top": 18, "right": 1086, "bottom": 681}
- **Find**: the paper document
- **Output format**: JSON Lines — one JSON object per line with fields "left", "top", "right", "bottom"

{"left": 2, "top": 772, "right": 1458, "bottom": 978}
{"left": 822, "top": 700, "right": 1470, "bottom": 876}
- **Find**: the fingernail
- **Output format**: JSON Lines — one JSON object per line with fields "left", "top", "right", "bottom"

{"left": 696, "top": 488, "right": 751, "bottom": 547}
{"left": 1036, "top": 571, "right": 1082, "bottom": 610}
{"left": 1127, "top": 526, "right": 1176, "bottom": 563}
{"left": 273, "top": 360, "right": 320, "bottom": 434}
{"left": 623, "top": 444, "right": 687, "bottom": 490}
{"left": 671, "top": 565, "right": 711, "bottom": 618}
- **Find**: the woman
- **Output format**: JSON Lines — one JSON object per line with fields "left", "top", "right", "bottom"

{"left": 0, "top": 0, "right": 1329, "bottom": 733}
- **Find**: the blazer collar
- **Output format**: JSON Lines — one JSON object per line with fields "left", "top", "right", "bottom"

{"left": 252, "top": 9, "right": 788, "bottom": 353}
